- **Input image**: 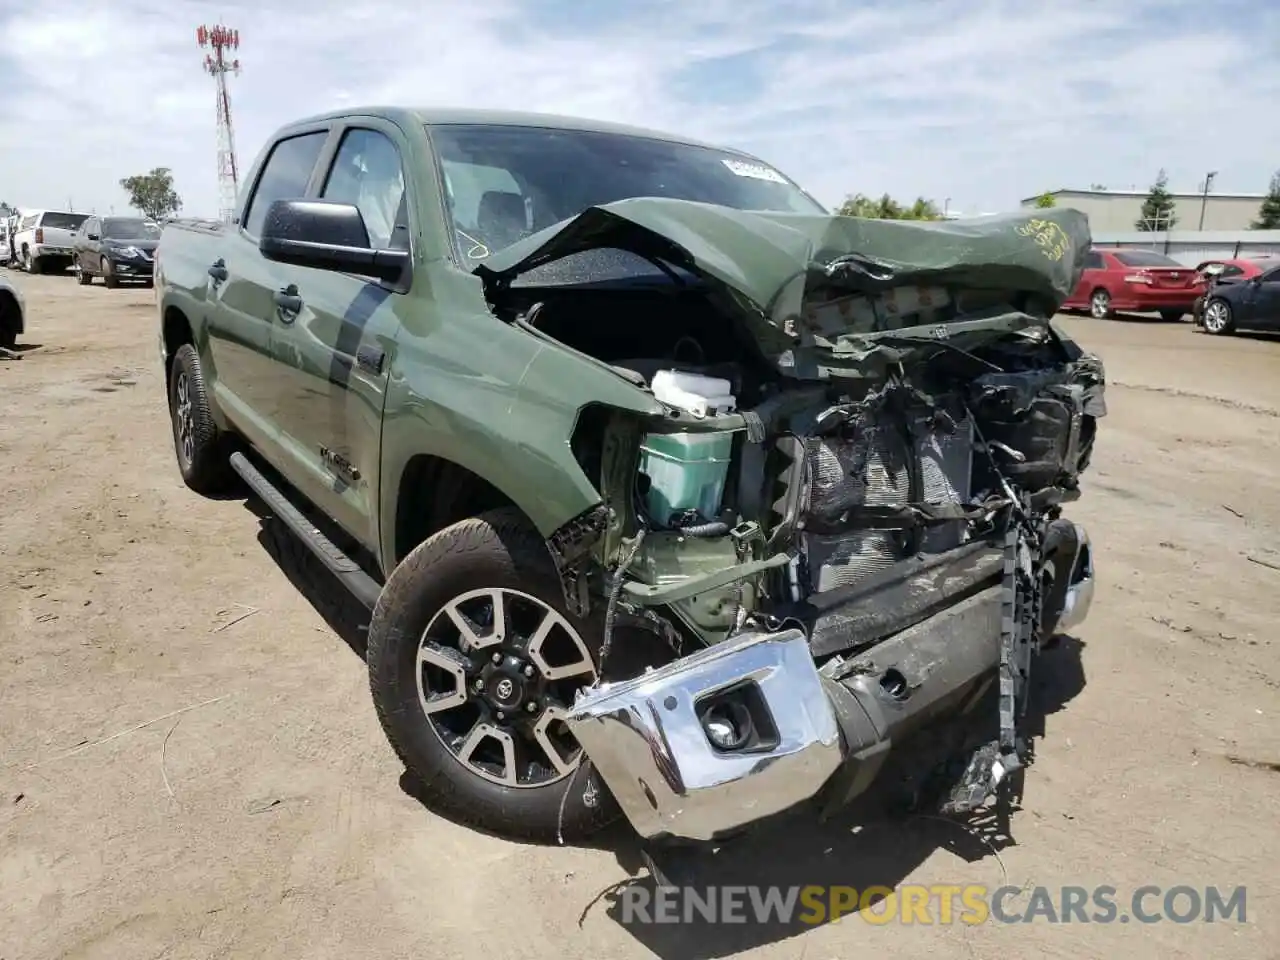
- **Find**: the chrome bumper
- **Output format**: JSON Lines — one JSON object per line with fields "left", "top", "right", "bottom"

{"left": 566, "top": 627, "right": 843, "bottom": 842}
{"left": 1056, "top": 522, "right": 1096, "bottom": 633}
{"left": 569, "top": 526, "right": 1099, "bottom": 843}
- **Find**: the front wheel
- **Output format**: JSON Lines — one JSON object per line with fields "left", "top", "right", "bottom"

{"left": 102, "top": 258, "right": 119, "bottom": 288}
{"left": 1089, "top": 289, "right": 1111, "bottom": 319}
{"left": 1201, "top": 298, "right": 1235, "bottom": 335}
{"left": 367, "top": 508, "right": 659, "bottom": 843}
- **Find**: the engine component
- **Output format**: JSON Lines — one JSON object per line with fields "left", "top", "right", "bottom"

{"left": 800, "top": 401, "right": 974, "bottom": 593}
{"left": 638, "top": 431, "right": 734, "bottom": 528}
{"left": 651, "top": 368, "right": 738, "bottom": 418}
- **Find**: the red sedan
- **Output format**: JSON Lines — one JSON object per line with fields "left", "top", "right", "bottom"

{"left": 1062, "top": 248, "right": 1204, "bottom": 321}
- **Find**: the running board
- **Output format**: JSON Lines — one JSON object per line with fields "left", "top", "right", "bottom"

{"left": 229, "top": 452, "right": 383, "bottom": 611}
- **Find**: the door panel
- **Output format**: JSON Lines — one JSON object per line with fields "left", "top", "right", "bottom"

{"left": 206, "top": 127, "right": 331, "bottom": 462}
{"left": 269, "top": 268, "right": 398, "bottom": 543}
{"left": 266, "top": 123, "right": 410, "bottom": 548}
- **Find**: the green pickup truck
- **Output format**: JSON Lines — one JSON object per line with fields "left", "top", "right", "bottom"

{"left": 156, "top": 106, "right": 1105, "bottom": 847}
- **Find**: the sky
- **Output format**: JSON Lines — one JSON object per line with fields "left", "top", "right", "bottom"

{"left": 1, "top": 0, "right": 1277, "bottom": 219}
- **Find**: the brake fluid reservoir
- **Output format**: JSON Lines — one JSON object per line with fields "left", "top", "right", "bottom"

{"left": 638, "top": 431, "right": 735, "bottom": 527}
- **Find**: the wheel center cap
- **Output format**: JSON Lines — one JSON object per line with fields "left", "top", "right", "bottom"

{"left": 488, "top": 675, "right": 524, "bottom": 708}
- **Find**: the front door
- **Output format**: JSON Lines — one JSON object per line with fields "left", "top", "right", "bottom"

{"left": 1246, "top": 266, "right": 1280, "bottom": 328}
{"left": 267, "top": 122, "right": 411, "bottom": 549}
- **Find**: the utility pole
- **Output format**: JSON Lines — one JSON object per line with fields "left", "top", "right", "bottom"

{"left": 1198, "top": 170, "right": 1217, "bottom": 231}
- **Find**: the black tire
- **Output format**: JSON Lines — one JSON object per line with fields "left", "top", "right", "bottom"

{"left": 102, "top": 258, "right": 119, "bottom": 289}
{"left": 24, "top": 249, "right": 40, "bottom": 274}
{"left": 1089, "top": 288, "right": 1111, "bottom": 319}
{"left": 76, "top": 262, "right": 92, "bottom": 285}
{"left": 367, "top": 508, "right": 664, "bottom": 843}
{"left": 167, "top": 343, "right": 235, "bottom": 494}
{"left": 1160, "top": 310, "right": 1184, "bottom": 323}
{"left": 1201, "top": 298, "right": 1235, "bottom": 336}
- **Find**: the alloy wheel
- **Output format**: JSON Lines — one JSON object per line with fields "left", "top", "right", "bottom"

{"left": 416, "top": 587, "right": 596, "bottom": 788}
{"left": 1203, "top": 300, "right": 1230, "bottom": 334}
{"left": 1090, "top": 290, "right": 1110, "bottom": 319}
{"left": 174, "top": 372, "right": 195, "bottom": 466}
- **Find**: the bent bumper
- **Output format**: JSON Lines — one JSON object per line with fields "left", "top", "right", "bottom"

{"left": 568, "top": 526, "right": 1098, "bottom": 842}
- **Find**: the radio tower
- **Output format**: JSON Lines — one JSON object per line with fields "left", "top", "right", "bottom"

{"left": 197, "top": 23, "right": 242, "bottom": 223}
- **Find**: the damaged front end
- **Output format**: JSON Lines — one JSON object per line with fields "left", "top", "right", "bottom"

{"left": 488, "top": 203, "right": 1104, "bottom": 843}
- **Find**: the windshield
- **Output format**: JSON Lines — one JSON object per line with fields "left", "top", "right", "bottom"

{"left": 103, "top": 218, "right": 160, "bottom": 240}
{"left": 41, "top": 212, "right": 89, "bottom": 230}
{"left": 1113, "top": 250, "right": 1181, "bottom": 268}
{"left": 428, "top": 123, "right": 825, "bottom": 267}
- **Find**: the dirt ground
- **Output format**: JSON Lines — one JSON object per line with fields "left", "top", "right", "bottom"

{"left": 2, "top": 271, "right": 1279, "bottom": 960}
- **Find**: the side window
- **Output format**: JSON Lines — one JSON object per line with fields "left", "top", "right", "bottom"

{"left": 242, "top": 131, "right": 329, "bottom": 237}
{"left": 1219, "top": 265, "right": 1243, "bottom": 278}
{"left": 85, "top": 218, "right": 98, "bottom": 237}
{"left": 1261, "top": 266, "right": 1280, "bottom": 283}
{"left": 1084, "top": 251, "right": 1104, "bottom": 269}
{"left": 321, "top": 128, "right": 408, "bottom": 251}
{"left": 21, "top": 214, "right": 36, "bottom": 230}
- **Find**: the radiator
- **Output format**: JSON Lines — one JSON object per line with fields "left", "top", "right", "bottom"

{"left": 802, "top": 409, "right": 974, "bottom": 593}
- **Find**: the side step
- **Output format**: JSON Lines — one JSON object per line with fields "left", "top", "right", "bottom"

{"left": 229, "top": 452, "right": 383, "bottom": 611}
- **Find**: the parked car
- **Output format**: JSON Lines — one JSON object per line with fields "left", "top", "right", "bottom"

{"left": 72, "top": 215, "right": 160, "bottom": 287}
{"left": 12, "top": 209, "right": 89, "bottom": 274}
{"left": 1190, "top": 257, "right": 1278, "bottom": 324}
{"left": 0, "top": 273, "right": 26, "bottom": 349}
{"left": 1061, "top": 247, "right": 1203, "bottom": 321}
{"left": 1196, "top": 258, "right": 1280, "bottom": 335}
{"left": 156, "top": 106, "right": 1103, "bottom": 848}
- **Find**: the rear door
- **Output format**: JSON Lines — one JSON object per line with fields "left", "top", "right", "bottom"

{"left": 266, "top": 120, "right": 412, "bottom": 547}
{"left": 1070, "top": 249, "right": 1105, "bottom": 304}
{"left": 208, "top": 127, "right": 333, "bottom": 453}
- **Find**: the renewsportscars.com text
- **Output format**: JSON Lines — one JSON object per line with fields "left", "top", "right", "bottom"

{"left": 618, "top": 884, "right": 1247, "bottom": 926}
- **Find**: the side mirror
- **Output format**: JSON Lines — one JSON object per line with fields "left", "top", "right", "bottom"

{"left": 87, "top": 232, "right": 99, "bottom": 241}
{"left": 259, "top": 199, "right": 408, "bottom": 284}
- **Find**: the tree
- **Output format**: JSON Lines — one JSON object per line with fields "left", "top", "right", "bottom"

{"left": 1135, "top": 169, "right": 1177, "bottom": 231}
{"left": 119, "top": 167, "right": 183, "bottom": 220}
{"left": 1250, "top": 171, "right": 1280, "bottom": 230}
{"left": 0, "top": 201, "right": 13, "bottom": 217}
{"left": 1033, "top": 192, "right": 1057, "bottom": 208}
{"left": 837, "top": 192, "right": 943, "bottom": 220}
{"left": 1088, "top": 183, "right": 1107, "bottom": 190}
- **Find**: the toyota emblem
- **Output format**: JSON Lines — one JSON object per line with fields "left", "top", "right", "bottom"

{"left": 495, "top": 678, "right": 514, "bottom": 700}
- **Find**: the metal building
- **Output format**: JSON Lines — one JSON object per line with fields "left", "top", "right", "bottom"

{"left": 1020, "top": 188, "right": 1267, "bottom": 232}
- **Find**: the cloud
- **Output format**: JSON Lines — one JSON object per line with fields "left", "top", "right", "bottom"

{"left": 0, "top": 0, "right": 1276, "bottom": 218}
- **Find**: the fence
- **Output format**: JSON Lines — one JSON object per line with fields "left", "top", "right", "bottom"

{"left": 1091, "top": 230, "right": 1280, "bottom": 266}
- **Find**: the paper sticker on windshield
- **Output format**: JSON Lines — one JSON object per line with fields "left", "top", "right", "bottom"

{"left": 722, "top": 159, "right": 787, "bottom": 184}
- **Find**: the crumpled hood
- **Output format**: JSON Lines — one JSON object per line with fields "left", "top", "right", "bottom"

{"left": 475, "top": 198, "right": 1092, "bottom": 372}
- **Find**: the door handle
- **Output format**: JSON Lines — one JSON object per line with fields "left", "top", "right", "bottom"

{"left": 208, "top": 259, "right": 228, "bottom": 283}
{"left": 274, "top": 284, "right": 302, "bottom": 322}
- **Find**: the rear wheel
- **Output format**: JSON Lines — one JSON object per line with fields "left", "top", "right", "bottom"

{"left": 102, "top": 258, "right": 119, "bottom": 289}
{"left": 75, "top": 261, "right": 92, "bottom": 285}
{"left": 1202, "top": 298, "right": 1235, "bottom": 335}
{"left": 23, "top": 249, "right": 39, "bottom": 274}
{"left": 1089, "top": 289, "right": 1111, "bottom": 319}
{"left": 167, "top": 344, "right": 235, "bottom": 494}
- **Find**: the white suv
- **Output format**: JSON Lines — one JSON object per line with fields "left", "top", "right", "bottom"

{"left": 13, "top": 209, "right": 89, "bottom": 274}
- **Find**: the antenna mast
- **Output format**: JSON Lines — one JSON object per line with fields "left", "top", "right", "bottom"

{"left": 197, "top": 23, "right": 242, "bottom": 223}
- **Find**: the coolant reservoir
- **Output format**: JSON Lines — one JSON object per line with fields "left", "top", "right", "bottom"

{"left": 651, "top": 370, "right": 737, "bottom": 418}
{"left": 638, "top": 432, "right": 734, "bottom": 527}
